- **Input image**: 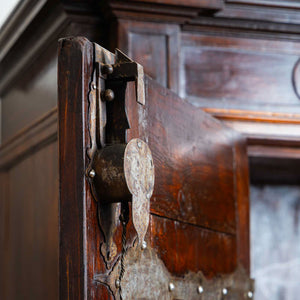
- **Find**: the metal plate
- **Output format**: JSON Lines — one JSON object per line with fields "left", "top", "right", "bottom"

{"left": 94, "top": 245, "right": 255, "bottom": 300}
{"left": 124, "top": 138, "right": 155, "bottom": 245}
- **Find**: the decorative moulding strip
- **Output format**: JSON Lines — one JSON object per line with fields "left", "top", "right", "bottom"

{"left": 248, "top": 145, "right": 300, "bottom": 159}
{"left": 0, "top": 0, "right": 48, "bottom": 61}
{"left": 203, "top": 108, "right": 300, "bottom": 124}
{"left": 0, "top": 10, "right": 69, "bottom": 95}
{"left": 203, "top": 108, "right": 300, "bottom": 153}
{"left": 113, "top": 0, "right": 223, "bottom": 10}
{"left": 226, "top": 0, "right": 300, "bottom": 9}
{"left": 0, "top": 107, "right": 57, "bottom": 170}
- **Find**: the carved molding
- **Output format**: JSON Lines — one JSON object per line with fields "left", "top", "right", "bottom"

{"left": 0, "top": 107, "right": 57, "bottom": 170}
{"left": 226, "top": 0, "right": 300, "bottom": 9}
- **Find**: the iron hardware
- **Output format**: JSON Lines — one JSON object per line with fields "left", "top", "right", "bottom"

{"left": 86, "top": 44, "right": 154, "bottom": 271}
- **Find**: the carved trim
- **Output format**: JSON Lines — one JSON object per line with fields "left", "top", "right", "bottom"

{"left": 203, "top": 108, "right": 300, "bottom": 157}
{"left": 183, "top": 17, "right": 300, "bottom": 42}
{"left": 0, "top": 107, "right": 57, "bottom": 170}
{"left": 226, "top": 0, "right": 300, "bottom": 9}
{"left": 204, "top": 108, "right": 300, "bottom": 124}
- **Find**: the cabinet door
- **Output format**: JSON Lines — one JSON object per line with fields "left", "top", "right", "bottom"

{"left": 58, "top": 37, "right": 253, "bottom": 299}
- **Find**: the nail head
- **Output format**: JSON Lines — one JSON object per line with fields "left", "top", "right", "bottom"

{"left": 88, "top": 169, "right": 96, "bottom": 178}
{"left": 115, "top": 279, "right": 120, "bottom": 288}
{"left": 141, "top": 241, "right": 147, "bottom": 250}
{"left": 169, "top": 282, "right": 175, "bottom": 292}
{"left": 197, "top": 285, "right": 204, "bottom": 294}
{"left": 222, "top": 288, "right": 228, "bottom": 295}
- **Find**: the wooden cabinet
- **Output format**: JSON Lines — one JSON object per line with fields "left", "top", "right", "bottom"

{"left": 0, "top": 0, "right": 299, "bottom": 299}
{"left": 57, "top": 37, "right": 250, "bottom": 299}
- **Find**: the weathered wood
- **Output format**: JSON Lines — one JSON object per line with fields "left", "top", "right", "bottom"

{"left": 58, "top": 38, "right": 250, "bottom": 299}
{"left": 149, "top": 214, "right": 237, "bottom": 277}
{"left": 4, "top": 1, "right": 300, "bottom": 299}
{"left": 58, "top": 36, "right": 94, "bottom": 299}
{"left": 127, "top": 77, "right": 242, "bottom": 236}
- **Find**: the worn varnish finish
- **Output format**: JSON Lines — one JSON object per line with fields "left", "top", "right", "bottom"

{"left": 58, "top": 37, "right": 250, "bottom": 299}
{"left": 109, "top": 3, "right": 300, "bottom": 183}
{"left": 126, "top": 78, "right": 240, "bottom": 234}
{"left": 149, "top": 215, "right": 237, "bottom": 277}
{"left": 58, "top": 37, "right": 94, "bottom": 299}
{"left": 3, "top": 0, "right": 300, "bottom": 299}
{"left": 127, "top": 76, "right": 249, "bottom": 271}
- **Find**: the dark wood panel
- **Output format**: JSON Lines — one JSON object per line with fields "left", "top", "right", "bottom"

{"left": 128, "top": 0, "right": 223, "bottom": 9}
{"left": 234, "top": 136, "right": 250, "bottom": 271}
{"left": 58, "top": 38, "right": 250, "bottom": 300}
{"left": 182, "top": 33, "right": 300, "bottom": 107}
{"left": 250, "top": 157, "right": 300, "bottom": 184}
{"left": 218, "top": 5, "right": 300, "bottom": 25}
{"left": 0, "top": 141, "right": 58, "bottom": 300}
{"left": 126, "top": 77, "right": 241, "bottom": 235}
{"left": 58, "top": 36, "right": 94, "bottom": 300}
{"left": 0, "top": 102, "right": 59, "bottom": 300}
{"left": 0, "top": 172, "right": 9, "bottom": 299}
{"left": 226, "top": 0, "right": 300, "bottom": 9}
{"left": 117, "top": 20, "right": 179, "bottom": 93}
{"left": 0, "top": 108, "right": 57, "bottom": 170}
{"left": 149, "top": 214, "right": 237, "bottom": 278}
{"left": 131, "top": 33, "right": 168, "bottom": 87}
{"left": 1, "top": 58, "right": 57, "bottom": 143}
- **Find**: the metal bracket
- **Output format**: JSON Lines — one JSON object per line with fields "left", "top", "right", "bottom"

{"left": 106, "top": 49, "right": 145, "bottom": 105}
{"left": 94, "top": 245, "right": 255, "bottom": 300}
{"left": 86, "top": 44, "right": 153, "bottom": 269}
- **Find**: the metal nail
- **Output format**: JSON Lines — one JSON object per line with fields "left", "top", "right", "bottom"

{"left": 115, "top": 279, "right": 120, "bottom": 288}
{"left": 247, "top": 291, "right": 253, "bottom": 298}
{"left": 88, "top": 169, "right": 96, "bottom": 178}
{"left": 141, "top": 241, "right": 147, "bottom": 250}
{"left": 222, "top": 288, "right": 228, "bottom": 295}
{"left": 197, "top": 285, "right": 204, "bottom": 294}
{"left": 168, "top": 282, "right": 175, "bottom": 292}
